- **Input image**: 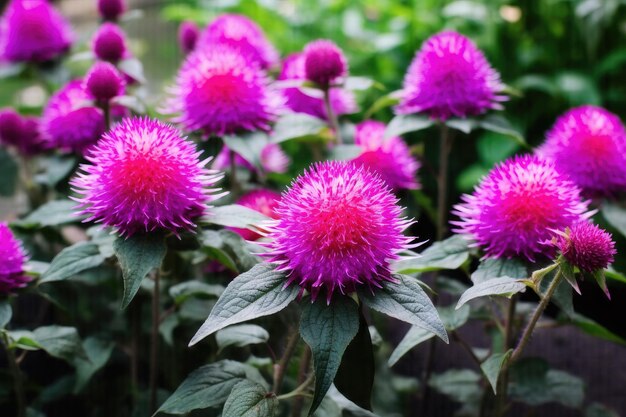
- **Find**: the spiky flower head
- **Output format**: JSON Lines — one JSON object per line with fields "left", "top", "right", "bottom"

{"left": 278, "top": 53, "right": 356, "bottom": 120}
{"left": 538, "top": 105, "right": 626, "bottom": 198}
{"left": 0, "top": 223, "right": 30, "bottom": 294}
{"left": 41, "top": 79, "right": 105, "bottom": 153}
{"left": 84, "top": 61, "right": 125, "bottom": 103}
{"left": 396, "top": 31, "right": 505, "bottom": 120}
{"left": 0, "top": 108, "right": 45, "bottom": 155}
{"left": 71, "top": 117, "right": 224, "bottom": 237}
{"left": 165, "top": 45, "right": 280, "bottom": 138}
{"left": 303, "top": 39, "right": 348, "bottom": 87}
{"left": 92, "top": 22, "right": 128, "bottom": 63}
{"left": 453, "top": 155, "right": 590, "bottom": 261}
{"left": 556, "top": 222, "right": 616, "bottom": 274}
{"left": 0, "top": 0, "right": 74, "bottom": 63}
{"left": 263, "top": 161, "right": 414, "bottom": 303}
{"left": 178, "top": 20, "right": 199, "bottom": 54}
{"left": 229, "top": 189, "right": 281, "bottom": 241}
{"left": 97, "top": 0, "right": 126, "bottom": 21}
{"left": 212, "top": 143, "right": 290, "bottom": 174}
{"left": 197, "top": 14, "right": 278, "bottom": 69}
{"left": 351, "top": 120, "right": 420, "bottom": 190}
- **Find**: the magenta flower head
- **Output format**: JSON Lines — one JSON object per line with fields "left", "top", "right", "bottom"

{"left": 229, "top": 189, "right": 281, "bottom": 241}
{"left": 556, "top": 221, "right": 616, "bottom": 274}
{"left": 178, "top": 20, "right": 199, "bottom": 54}
{"left": 0, "top": 108, "right": 22, "bottom": 146}
{"left": 303, "top": 39, "right": 348, "bottom": 87}
{"left": 396, "top": 31, "right": 505, "bottom": 120}
{"left": 41, "top": 79, "right": 105, "bottom": 153}
{"left": 84, "top": 61, "right": 125, "bottom": 103}
{"left": 0, "top": 0, "right": 74, "bottom": 63}
{"left": 263, "top": 161, "right": 414, "bottom": 303}
{"left": 97, "top": 0, "right": 126, "bottom": 21}
{"left": 165, "top": 45, "right": 281, "bottom": 138}
{"left": 351, "top": 120, "right": 420, "bottom": 190}
{"left": 537, "top": 105, "right": 626, "bottom": 198}
{"left": 71, "top": 117, "right": 224, "bottom": 237}
{"left": 452, "top": 155, "right": 590, "bottom": 262}
{"left": 278, "top": 53, "right": 356, "bottom": 120}
{"left": 0, "top": 223, "right": 30, "bottom": 294}
{"left": 0, "top": 109, "right": 45, "bottom": 155}
{"left": 92, "top": 22, "right": 128, "bottom": 63}
{"left": 197, "top": 14, "right": 278, "bottom": 69}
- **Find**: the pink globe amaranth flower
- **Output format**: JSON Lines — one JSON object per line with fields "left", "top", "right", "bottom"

{"left": 0, "top": 109, "right": 45, "bottom": 155}
{"left": 229, "top": 189, "right": 281, "bottom": 241}
{"left": 0, "top": 108, "right": 22, "bottom": 146}
{"left": 556, "top": 221, "right": 616, "bottom": 274}
{"left": 197, "top": 14, "right": 278, "bottom": 69}
{"left": 537, "top": 105, "right": 626, "bottom": 198}
{"left": 0, "top": 0, "right": 74, "bottom": 63}
{"left": 92, "top": 22, "right": 128, "bottom": 63}
{"left": 0, "top": 223, "right": 30, "bottom": 294}
{"left": 396, "top": 31, "right": 505, "bottom": 120}
{"left": 452, "top": 155, "right": 591, "bottom": 262}
{"left": 303, "top": 39, "right": 348, "bottom": 87}
{"left": 212, "top": 143, "right": 290, "bottom": 174}
{"left": 84, "top": 61, "right": 125, "bottom": 103}
{"left": 263, "top": 161, "right": 415, "bottom": 303}
{"left": 165, "top": 45, "right": 281, "bottom": 138}
{"left": 350, "top": 120, "right": 420, "bottom": 190}
{"left": 41, "top": 79, "right": 105, "bottom": 153}
{"left": 278, "top": 53, "right": 356, "bottom": 120}
{"left": 97, "top": 0, "right": 126, "bottom": 21}
{"left": 71, "top": 117, "right": 224, "bottom": 237}
{"left": 178, "top": 20, "right": 199, "bottom": 54}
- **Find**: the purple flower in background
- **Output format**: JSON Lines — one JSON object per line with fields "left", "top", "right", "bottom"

{"left": 71, "top": 117, "right": 224, "bottom": 237}
{"left": 92, "top": 22, "right": 128, "bottom": 63}
{"left": 303, "top": 39, "right": 348, "bottom": 87}
{"left": 0, "top": 223, "right": 30, "bottom": 294}
{"left": 212, "top": 143, "right": 290, "bottom": 174}
{"left": 0, "top": 108, "right": 45, "bottom": 155}
{"left": 452, "top": 155, "right": 590, "bottom": 261}
{"left": 278, "top": 53, "right": 356, "bottom": 120}
{"left": 397, "top": 31, "right": 505, "bottom": 120}
{"left": 178, "top": 20, "right": 199, "bottom": 54}
{"left": 84, "top": 61, "right": 125, "bottom": 103}
{"left": 0, "top": 0, "right": 74, "bottom": 63}
{"left": 350, "top": 120, "right": 420, "bottom": 190}
{"left": 97, "top": 0, "right": 126, "bottom": 21}
{"left": 538, "top": 105, "right": 626, "bottom": 198}
{"left": 229, "top": 188, "right": 281, "bottom": 241}
{"left": 263, "top": 161, "right": 414, "bottom": 303}
{"left": 197, "top": 13, "right": 278, "bottom": 69}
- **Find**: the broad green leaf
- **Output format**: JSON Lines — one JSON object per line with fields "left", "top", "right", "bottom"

{"left": 40, "top": 242, "right": 106, "bottom": 283}
{"left": 456, "top": 277, "right": 526, "bottom": 309}
{"left": 478, "top": 115, "right": 527, "bottom": 148}
{"left": 200, "top": 230, "right": 238, "bottom": 272}
{"left": 439, "top": 304, "right": 471, "bottom": 331}
{"left": 343, "top": 76, "right": 375, "bottom": 91}
{"left": 0, "top": 300, "right": 11, "bottom": 328}
{"left": 0, "top": 148, "right": 19, "bottom": 196}
{"left": 568, "top": 313, "right": 626, "bottom": 345}
{"left": 220, "top": 230, "right": 260, "bottom": 272}
{"left": 271, "top": 113, "right": 326, "bottom": 144}
{"left": 33, "top": 325, "right": 88, "bottom": 365}
{"left": 585, "top": 403, "right": 621, "bottom": 417}
{"left": 385, "top": 114, "right": 434, "bottom": 139}
{"left": 393, "top": 236, "right": 470, "bottom": 274}
{"left": 222, "top": 380, "right": 277, "bottom": 417}
{"left": 6, "top": 330, "right": 41, "bottom": 350}
{"left": 189, "top": 263, "right": 298, "bottom": 346}
{"left": 118, "top": 57, "right": 146, "bottom": 83}
{"left": 34, "top": 156, "right": 76, "bottom": 187}
{"left": 113, "top": 234, "right": 167, "bottom": 309}
{"left": 358, "top": 274, "right": 448, "bottom": 343}
{"left": 446, "top": 118, "right": 476, "bottom": 134}
{"left": 216, "top": 324, "right": 270, "bottom": 351}
{"left": 169, "top": 281, "right": 223, "bottom": 306}
{"left": 481, "top": 350, "right": 512, "bottom": 394}
{"left": 601, "top": 202, "right": 626, "bottom": 238}
{"left": 326, "top": 385, "right": 381, "bottom": 417}
{"left": 223, "top": 132, "right": 268, "bottom": 170}
{"left": 206, "top": 205, "right": 271, "bottom": 229}
{"left": 364, "top": 92, "right": 400, "bottom": 119}
{"left": 605, "top": 268, "right": 626, "bottom": 285}
{"left": 14, "top": 200, "right": 81, "bottom": 228}
{"left": 73, "top": 337, "right": 115, "bottom": 393}
{"left": 428, "top": 369, "right": 482, "bottom": 403}
{"left": 300, "top": 295, "right": 360, "bottom": 415}
{"left": 328, "top": 144, "right": 362, "bottom": 161}
{"left": 477, "top": 131, "right": 520, "bottom": 166}
{"left": 471, "top": 258, "right": 528, "bottom": 285}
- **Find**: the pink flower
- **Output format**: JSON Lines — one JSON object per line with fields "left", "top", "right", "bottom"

{"left": 0, "top": 108, "right": 45, "bottom": 155}
{"left": 537, "top": 105, "right": 626, "bottom": 198}
{"left": 263, "top": 161, "right": 414, "bottom": 303}
{"left": 0, "top": 222, "right": 30, "bottom": 294}
{"left": 396, "top": 31, "right": 505, "bottom": 120}
{"left": 212, "top": 143, "right": 290, "bottom": 174}
{"left": 0, "top": 0, "right": 74, "bottom": 63}
{"left": 84, "top": 61, "right": 125, "bottom": 103}
{"left": 278, "top": 53, "right": 356, "bottom": 120}
{"left": 229, "top": 189, "right": 281, "bottom": 241}
{"left": 92, "top": 22, "right": 128, "bottom": 63}
{"left": 452, "top": 155, "right": 590, "bottom": 261}
{"left": 97, "top": 0, "right": 126, "bottom": 21}
{"left": 350, "top": 120, "right": 420, "bottom": 190}
{"left": 197, "top": 14, "right": 278, "bottom": 69}
{"left": 556, "top": 222, "right": 616, "bottom": 274}
{"left": 303, "top": 39, "right": 348, "bottom": 87}
{"left": 71, "top": 117, "right": 224, "bottom": 237}
{"left": 178, "top": 20, "right": 199, "bottom": 54}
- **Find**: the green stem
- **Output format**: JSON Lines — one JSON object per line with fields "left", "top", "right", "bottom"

{"left": 229, "top": 150, "right": 241, "bottom": 198}
{"left": 2, "top": 333, "right": 26, "bottom": 417}
{"left": 323, "top": 87, "right": 342, "bottom": 144}
{"left": 149, "top": 270, "right": 161, "bottom": 414}
{"left": 436, "top": 124, "right": 451, "bottom": 241}
{"left": 276, "top": 373, "right": 314, "bottom": 401}
{"left": 290, "top": 346, "right": 311, "bottom": 417}
{"left": 102, "top": 101, "right": 111, "bottom": 132}
{"left": 272, "top": 331, "right": 300, "bottom": 394}
{"left": 492, "top": 296, "right": 517, "bottom": 416}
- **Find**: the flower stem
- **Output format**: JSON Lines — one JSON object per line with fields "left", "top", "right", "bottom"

{"left": 229, "top": 150, "right": 240, "bottom": 198}
{"left": 276, "top": 372, "right": 314, "bottom": 401}
{"left": 322, "top": 87, "right": 342, "bottom": 144}
{"left": 149, "top": 269, "right": 161, "bottom": 414}
{"left": 272, "top": 331, "right": 300, "bottom": 394}
{"left": 436, "top": 123, "right": 452, "bottom": 241}
{"left": 102, "top": 101, "right": 111, "bottom": 132}
{"left": 290, "top": 346, "right": 311, "bottom": 417}
{"left": 491, "top": 296, "right": 517, "bottom": 416}
{"left": 2, "top": 332, "right": 26, "bottom": 417}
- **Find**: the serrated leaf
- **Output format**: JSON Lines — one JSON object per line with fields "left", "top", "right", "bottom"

{"left": 33, "top": 325, "right": 88, "bottom": 365}
{"left": 206, "top": 205, "right": 271, "bottom": 229}
{"left": 471, "top": 258, "right": 528, "bottom": 285}
{"left": 456, "top": 277, "right": 526, "bottom": 309}
{"left": 216, "top": 324, "right": 269, "bottom": 351}
{"left": 0, "top": 300, "right": 12, "bottom": 328}
{"left": 602, "top": 202, "right": 626, "bottom": 238}
{"left": 223, "top": 132, "right": 268, "bottom": 170}
{"left": 14, "top": 200, "right": 81, "bottom": 228}
{"left": 357, "top": 274, "right": 448, "bottom": 343}
{"left": 222, "top": 380, "right": 277, "bottom": 417}
{"left": 481, "top": 350, "right": 512, "bottom": 394}
{"left": 385, "top": 114, "right": 434, "bottom": 139}
{"left": 272, "top": 113, "right": 327, "bottom": 144}
{"left": 393, "top": 236, "right": 469, "bottom": 274}
{"left": 113, "top": 234, "right": 167, "bottom": 309}
{"left": 189, "top": 263, "right": 298, "bottom": 346}
{"left": 169, "top": 281, "right": 223, "bottom": 306}
{"left": 40, "top": 242, "right": 106, "bottom": 283}
{"left": 73, "top": 337, "right": 115, "bottom": 393}
{"left": 300, "top": 295, "right": 360, "bottom": 416}
{"left": 0, "top": 148, "right": 19, "bottom": 196}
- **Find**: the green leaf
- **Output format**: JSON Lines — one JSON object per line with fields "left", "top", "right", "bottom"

{"left": 73, "top": 337, "right": 115, "bottom": 393}
{"left": 216, "top": 324, "right": 270, "bottom": 351}
{"left": 271, "top": 113, "right": 326, "bottom": 144}
{"left": 357, "top": 274, "right": 448, "bottom": 343}
{"left": 220, "top": 230, "right": 260, "bottom": 272}
{"left": 40, "top": 242, "right": 106, "bottom": 283}
{"left": 385, "top": 114, "right": 434, "bottom": 139}
{"left": 585, "top": 403, "right": 621, "bottom": 417}
{"left": 169, "top": 281, "right": 223, "bottom": 306}
{"left": 446, "top": 118, "right": 476, "bottom": 134}
{"left": 222, "top": 380, "right": 278, "bottom": 417}
{"left": 207, "top": 205, "right": 271, "bottom": 229}
{"left": 34, "top": 155, "right": 76, "bottom": 187}
{"left": 300, "top": 295, "right": 360, "bottom": 416}
{"left": 393, "top": 236, "right": 470, "bottom": 274}
{"left": 477, "top": 131, "right": 520, "bottom": 166}
{"left": 156, "top": 360, "right": 250, "bottom": 415}
{"left": 223, "top": 132, "right": 268, "bottom": 170}
{"left": 0, "top": 148, "right": 19, "bottom": 196}
{"left": 118, "top": 58, "right": 147, "bottom": 83}
{"left": 605, "top": 268, "right": 626, "bottom": 285}
{"left": 364, "top": 92, "right": 400, "bottom": 119}
{"left": 428, "top": 369, "right": 482, "bottom": 403}
{"left": 456, "top": 277, "right": 526, "bottom": 309}
{"left": 343, "top": 76, "right": 375, "bottom": 91}
{"left": 478, "top": 115, "right": 527, "bottom": 148}
{"left": 471, "top": 258, "right": 528, "bottom": 285}
{"left": 0, "top": 300, "right": 11, "bottom": 328}
{"left": 189, "top": 263, "right": 298, "bottom": 346}
{"left": 200, "top": 230, "right": 238, "bottom": 272}
{"left": 6, "top": 330, "right": 41, "bottom": 350}
{"left": 601, "top": 202, "right": 626, "bottom": 238}
{"left": 567, "top": 313, "right": 626, "bottom": 345}
{"left": 14, "top": 200, "right": 81, "bottom": 228}
{"left": 32, "top": 325, "right": 89, "bottom": 365}
{"left": 113, "top": 234, "right": 167, "bottom": 309}
{"left": 480, "top": 350, "right": 512, "bottom": 394}
{"left": 328, "top": 144, "right": 362, "bottom": 161}
{"left": 439, "top": 304, "right": 471, "bottom": 331}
